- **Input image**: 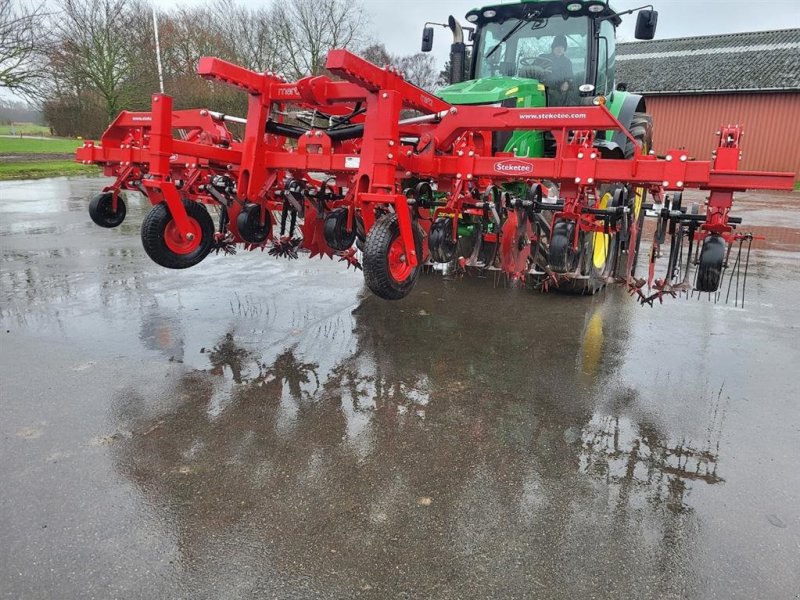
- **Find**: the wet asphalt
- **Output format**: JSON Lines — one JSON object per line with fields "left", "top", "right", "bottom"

{"left": 1, "top": 176, "right": 799, "bottom": 599}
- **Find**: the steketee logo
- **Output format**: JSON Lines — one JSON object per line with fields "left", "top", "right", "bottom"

{"left": 494, "top": 160, "right": 533, "bottom": 174}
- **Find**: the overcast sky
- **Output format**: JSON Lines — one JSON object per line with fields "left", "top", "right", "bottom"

{"left": 343, "top": 0, "right": 800, "bottom": 64}
{"left": 153, "top": 0, "right": 800, "bottom": 71}
{"left": 3, "top": 0, "right": 799, "bottom": 104}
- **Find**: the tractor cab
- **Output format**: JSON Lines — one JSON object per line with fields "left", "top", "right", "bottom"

{"left": 423, "top": 0, "right": 657, "bottom": 156}
{"left": 465, "top": 1, "right": 626, "bottom": 105}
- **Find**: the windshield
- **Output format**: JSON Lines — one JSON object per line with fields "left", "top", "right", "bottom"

{"left": 475, "top": 16, "right": 589, "bottom": 104}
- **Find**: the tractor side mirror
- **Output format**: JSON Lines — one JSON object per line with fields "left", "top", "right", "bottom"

{"left": 635, "top": 10, "right": 658, "bottom": 40}
{"left": 421, "top": 27, "right": 434, "bottom": 52}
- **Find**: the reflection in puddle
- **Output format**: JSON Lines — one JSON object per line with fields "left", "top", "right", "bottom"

{"left": 107, "top": 282, "right": 728, "bottom": 593}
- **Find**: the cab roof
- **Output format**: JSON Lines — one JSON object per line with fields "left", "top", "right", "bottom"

{"left": 466, "top": 0, "right": 622, "bottom": 27}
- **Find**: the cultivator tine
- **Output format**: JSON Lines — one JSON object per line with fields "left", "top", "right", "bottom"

{"left": 723, "top": 235, "right": 754, "bottom": 308}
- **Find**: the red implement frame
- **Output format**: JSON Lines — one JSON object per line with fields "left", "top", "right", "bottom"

{"left": 77, "top": 49, "right": 795, "bottom": 297}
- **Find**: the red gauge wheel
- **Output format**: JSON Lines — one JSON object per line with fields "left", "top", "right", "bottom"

{"left": 141, "top": 200, "right": 214, "bottom": 269}
{"left": 363, "top": 213, "right": 423, "bottom": 300}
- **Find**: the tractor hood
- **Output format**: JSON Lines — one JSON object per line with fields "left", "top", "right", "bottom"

{"left": 437, "top": 76, "right": 544, "bottom": 105}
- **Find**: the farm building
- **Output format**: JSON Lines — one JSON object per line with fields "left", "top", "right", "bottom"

{"left": 616, "top": 28, "right": 800, "bottom": 179}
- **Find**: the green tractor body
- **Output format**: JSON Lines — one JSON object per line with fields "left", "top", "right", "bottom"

{"left": 431, "top": 0, "right": 654, "bottom": 157}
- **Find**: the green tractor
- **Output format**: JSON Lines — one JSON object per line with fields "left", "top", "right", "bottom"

{"left": 421, "top": 0, "right": 659, "bottom": 292}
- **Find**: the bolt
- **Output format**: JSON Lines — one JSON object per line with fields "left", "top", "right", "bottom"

{"left": 468, "top": 150, "right": 474, "bottom": 157}
{"left": 677, "top": 181, "right": 683, "bottom": 187}
{"left": 315, "top": 131, "right": 322, "bottom": 137}
{"left": 200, "top": 110, "right": 208, "bottom": 116}
{"left": 590, "top": 152, "right": 597, "bottom": 159}
{"left": 450, "top": 107, "right": 458, "bottom": 114}
{"left": 382, "top": 92, "right": 388, "bottom": 99}
{"left": 153, "top": 96, "right": 159, "bottom": 102}
{"left": 680, "top": 155, "right": 687, "bottom": 162}
{"left": 575, "top": 177, "right": 581, "bottom": 183}
{"left": 587, "top": 177, "right": 594, "bottom": 184}
{"left": 458, "top": 150, "right": 464, "bottom": 156}
{"left": 466, "top": 174, "right": 473, "bottom": 180}
{"left": 663, "top": 180, "right": 669, "bottom": 187}
{"left": 305, "top": 131, "right": 311, "bottom": 137}
{"left": 185, "top": 232, "right": 195, "bottom": 241}
{"left": 578, "top": 152, "right": 584, "bottom": 159}
{"left": 387, "top": 153, "right": 394, "bottom": 159}
{"left": 388, "top": 140, "right": 395, "bottom": 147}
{"left": 666, "top": 154, "right": 673, "bottom": 161}
{"left": 457, "top": 173, "right": 462, "bottom": 179}
{"left": 406, "top": 150, "right": 413, "bottom": 157}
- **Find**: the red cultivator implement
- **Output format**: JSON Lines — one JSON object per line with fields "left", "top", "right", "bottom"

{"left": 77, "top": 49, "right": 794, "bottom": 304}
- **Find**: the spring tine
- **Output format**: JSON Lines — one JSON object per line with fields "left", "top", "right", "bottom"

{"left": 742, "top": 236, "right": 752, "bottom": 308}
{"left": 725, "top": 240, "right": 742, "bottom": 305}
{"left": 280, "top": 199, "right": 289, "bottom": 236}
{"left": 735, "top": 239, "right": 743, "bottom": 307}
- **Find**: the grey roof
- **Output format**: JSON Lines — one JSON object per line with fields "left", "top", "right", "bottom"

{"left": 616, "top": 29, "right": 800, "bottom": 94}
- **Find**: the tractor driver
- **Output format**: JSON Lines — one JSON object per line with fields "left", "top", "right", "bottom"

{"left": 538, "top": 34, "right": 574, "bottom": 95}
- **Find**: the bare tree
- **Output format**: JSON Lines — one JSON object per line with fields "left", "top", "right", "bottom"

{"left": 360, "top": 43, "right": 393, "bottom": 68}
{"left": 273, "top": 0, "right": 368, "bottom": 79}
{"left": 0, "top": 0, "right": 48, "bottom": 96}
{"left": 395, "top": 53, "right": 439, "bottom": 91}
{"left": 47, "top": 0, "right": 144, "bottom": 121}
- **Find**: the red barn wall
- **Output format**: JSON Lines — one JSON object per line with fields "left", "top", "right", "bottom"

{"left": 644, "top": 92, "right": 800, "bottom": 179}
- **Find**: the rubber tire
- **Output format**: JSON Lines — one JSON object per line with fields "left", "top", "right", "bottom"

{"left": 696, "top": 234, "right": 726, "bottom": 292}
{"left": 363, "top": 213, "right": 423, "bottom": 300}
{"left": 428, "top": 217, "right": 458, "bottom": 264}
{"left": 237, "top": 203, "right": 272, "bottom": 244}
{"left": 549, "top": 220, "right": 578, "bottom": 273}
{"left": 89, "top": 191, "right": 126, "bottom": 228}
{"left": 323, "top": 207, "right": 357, "bottom": 251}
{"left": 141, "top": 200, "right": 214, "bottom": 269}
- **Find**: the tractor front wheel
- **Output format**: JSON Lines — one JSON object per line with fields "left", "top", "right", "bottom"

{"left": 89, "top": 191, "right": 126, "bottom": 228}
{"left": 141, "top": 200, "right": 214, "bottom": 269}
{"left": 363, "top": 213, "right": 423, "bottom": 300}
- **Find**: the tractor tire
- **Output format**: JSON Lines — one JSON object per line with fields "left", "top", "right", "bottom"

{"left": 237, "top": 203, "right": 272, "bottom": 244}
{"left": 323, "top": 207, "right": 357, "bottom": 251}
{"left": 363, "top": 213, "right": 423, "bottom": 300}
{"left": 141, "top": 200, "right": 214, "bottom": 269}
{"left": 696, "top": 234, "right": 726, "bottom": 292}
{"left": 89, "top": 191, "right": 126, "bottom": 228}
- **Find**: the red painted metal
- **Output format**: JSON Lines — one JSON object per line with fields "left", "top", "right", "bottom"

{"left": 76, "top": 48, "right": 796, "bottom": 302}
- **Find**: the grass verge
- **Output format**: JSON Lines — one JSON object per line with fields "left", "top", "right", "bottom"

{"left": 0, "top": 136, "right": 85, "bottom": 154}
{"left": 0, "top": 124, "right": 51, "bottom": 136}
{"left": 0, "top": 160, "right": 100, "bottom": 180}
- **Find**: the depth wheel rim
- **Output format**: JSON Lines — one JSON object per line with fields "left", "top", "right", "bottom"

{"left": 387, "top": 236, "right": 412, "bottom": 282}
{"left": 164, "top": 218, "right": 202, "bottom": 254}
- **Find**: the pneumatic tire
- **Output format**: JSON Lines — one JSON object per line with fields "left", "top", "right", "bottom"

{"left": 89, "top": 191, "right": 126, "bottom": 228}
{"left": 363, "top": 213, "right": 424, "bottom": 300}
{"left": 237, "top": 203, "right": 272, "bottom": 244}
{"left": 141, "top": 200, "right": 214, "bottom": 269}
{"left": 696, "top": 234, "right": 726, "bottom": 292}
